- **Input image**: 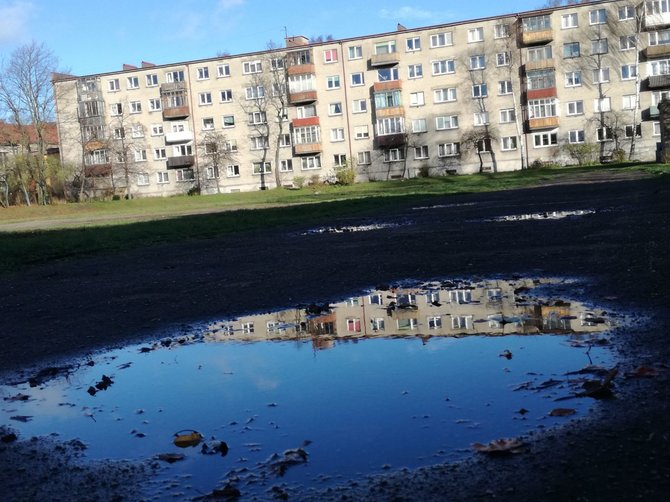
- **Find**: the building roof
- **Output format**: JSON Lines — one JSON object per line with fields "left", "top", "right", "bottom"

{"left": 0, "top": 121, "right": 59, "bottom": 147}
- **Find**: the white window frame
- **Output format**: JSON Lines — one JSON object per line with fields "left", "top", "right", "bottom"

{"left": 467, "top": 27, "right": 484, "bottom": 43}
{"left": 566, "top": 100, "right": 584, "bottom": 116}
{"left": 217, "top": 64, "right": 230, "bottom": 78}
{"left": 410, "top": 91, "right": 425, "bottom": 107}
{"left": 430, "top": 32, "right": 453, "bottom": 48}
{"left": 435, "top": 115, "right": 459, "bottom": 130}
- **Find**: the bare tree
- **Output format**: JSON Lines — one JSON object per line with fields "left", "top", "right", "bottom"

{"left": 0, "top": 42, "right": 59, "bottom": 205}
{"left": 198, "top": 130, "right": 238, "bottom": 193}
{"left": 106, "top": 104, "right": 148, "bottom": 199}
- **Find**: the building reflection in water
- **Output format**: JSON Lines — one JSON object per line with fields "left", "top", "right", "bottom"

{"left": 205, "top": 278, "right": 610, "bottom": 350}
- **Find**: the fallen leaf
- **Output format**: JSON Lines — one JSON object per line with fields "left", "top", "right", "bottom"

{"left": 174, "top": 430, "right": 203, "bottom": 448}
{"left": 157, "top": 453, "right": 185, "bottom": 463}
{"left": 549, "top": 408, "right": 576, "bottom": 417}
{"left": 472, "top": 438, "right": 525, "bottom": 455}
{"left": 626, "top": 366, "right": 663, "bottom": 378}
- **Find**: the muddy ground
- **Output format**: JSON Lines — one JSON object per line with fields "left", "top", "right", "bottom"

{"left": 1, "top": 170, "right": 669, "bottom": 501}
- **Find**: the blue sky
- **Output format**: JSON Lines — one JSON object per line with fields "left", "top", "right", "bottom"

{"left": 1, "top": 0, "right": 546, "bottom": 76}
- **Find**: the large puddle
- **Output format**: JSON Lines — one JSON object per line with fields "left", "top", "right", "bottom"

{"left": 1, "top": 278, "right": 616, "bottom": 499}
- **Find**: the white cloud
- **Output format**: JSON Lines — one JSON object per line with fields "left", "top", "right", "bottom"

{"left": 219, "top": 0, "right": 245, "bottom": 8}
{"left": 0, "top": 1, "right": 34, "bottom": 44}
{"left": 379, "top": 6, "right": 435, "bottom": 21}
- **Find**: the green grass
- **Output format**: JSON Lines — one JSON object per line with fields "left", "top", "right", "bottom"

{"left": 0, "top": 163, "right": 667, "bottom": 274}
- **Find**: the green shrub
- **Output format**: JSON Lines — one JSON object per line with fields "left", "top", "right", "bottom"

{"left": 334, "top": 164, "right": 356, "bottom": 185}
{"left": 292, "top": 176, "right": 305, "bottom": 189}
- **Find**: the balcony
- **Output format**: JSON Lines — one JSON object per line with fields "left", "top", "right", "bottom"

{"left": 294, "top": 142, "right": 322, "bottom": 155}
{"left": 373, "top": 80, "right": 402, "bottom": 92}
{"left": 84, "top": 139, "right": 106, "bottom": 152}
{"left": 375, "top": 106, "right": 405, "bottom": 119}
{"left": 522, "top": 29, "right": 553, "bottom": 46}
{"left": 528, "top": 117, "right": 559, "bottom": 130}
{"left": 525, "top": 58, "right": 555, "bottom": 71}
{"left": 84, "top": 164, "right": 112, "bottom": 177}
{"left": 292, "top": 117, "right": 320, "bottom": 128}
{"left": 370, "top": 52, "right": 400, "bottom": 67}
{"left": 648, "top": 74, "right": 670, "bottom": 88}
{"left": 645, "top": 11, "right": 670, "bottom": 29}
{"left": 646, "top": 44, "right": 670, "bottom": 58}
{"left": 166, "top": 155, "right": 195, "bottom": 169}
{"left": 287, "top": 63, "right": 315, "bottom": 76}
{"left": 162, "top": 105, "right": 190, "bottom": 120}
{"left": 289, "top": 90, "right": 318, "bottom": 104}
{"left": 527, "top": 87, "right": 557, "bottom": 100}
{"left": 161, "top": 81, "right": 186, "bottom": 93}
{"left": 650, "top": 105, "right": 660, "bottom": 118}
{"left": 375, "top": 133, "right": 406, "bottom": 148}
{"left": 164, "top": 130, "right": 194, "bottom": 143}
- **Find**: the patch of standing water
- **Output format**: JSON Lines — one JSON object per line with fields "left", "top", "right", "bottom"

{"left": 488, "top": 209, "right": 596, "bottom": 222}
{"left": 300, "top": 221, "right": 408, "bottom": 235}
{"left": 0, "top": 278, "right": 616, "bottom": 500}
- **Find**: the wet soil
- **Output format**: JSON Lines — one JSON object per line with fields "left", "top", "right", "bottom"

{"left": 1, "top": 170, "right": 670, "bottom": 501}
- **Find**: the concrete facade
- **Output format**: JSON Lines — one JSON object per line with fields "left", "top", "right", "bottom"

{"left": 53, "top": 1, "right": 665, "bottom": 197}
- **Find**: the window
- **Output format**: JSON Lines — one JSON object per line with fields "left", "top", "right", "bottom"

{"left": 647, "top": 1, "right": 670, "bottom": 16}
{"left": 414, "top": 145, "right": 429, "bottom": 159}
{"left": 252, "top": 162, "right": 272, "bottom": 174}
{"left": 354, "top": 125, "right": 369, "bottom": 139}
{"left": 468, "top": 27, "right": 484, "bottom": 43}
{"left": 654, "top": 121, "right": 661, "bottom": 136}
{"left": 371, "top": 318, "right": 385, "bottom": 331}
{"left": 199, "top": 92, "right": 212, "bottom": 105}
{"left": 592, "top": 68, "right": 610, "bottom": 84}
{"left": 589, "top": 8, "right": 607, "bottom": 25}
{"left": 430, "top": 31, "right": 453, "bottom": 48}
{"left": 301, "top": 155, "right": 322, "bottom": 170}
{"left": 157, "top": 171, "right": 169, "bottom": 184}
{"left": 569, "top": 129, "right": 585, "bottom": 144}
{"left": 245, "top": 86, "right": 265, "bottom": 100}
{"left": 108, "top": 79, "right": 120, "bottom": 92}
{"left": 501, "top": 136, "right": 517, "bottom": 151}
{"left": 151, "top": 124, "right": 163, "bottom": 136}
{"left": 597, "top": 127, "right": 613, "bottom": 142}
{"left": 197, "top": 67, "right": 209, "bottom": 80}
{"left": 376, "top": 116, "right": 404, "bottom": 135}
{"left": 202, "top": 117, "right": 215, "bottom": 130}
{"left": 166, "top": 70, "right": 185, "bottom": 83}
{"left": 434, "top": 88, "right": 456, "bottom": 103}
{"left": 649, "top": 58, "right": 670, "bottom": 75}
{"left": 650, "top": 30, "right": 670, "bottom": 46}
{"left": 205, "top": 166, "right": 219, "bottom": 179}
{"left": 226, "top": 164, "right": 240, "bottom": 177}
{"left": 438, "top": 142, "right": 460, "bottom": 157}
{"left": 220, "top": 89, "right": 233, "bottom": 102}
{"left": 148, "top": 98, "right": 161, "bottom": 111}
{"left": 436, "top": 115, "right": 459, "bottom": 130}
{"left": 375, "top": 40, "right": 397, "bottom": 54}
{"left": 622, "top": 94, "right": 638, "bottom": 110}
{"left": 494, "top": 24, "right": 510, "bottom": 39}
{"left": 353, "top": 99, "right": 367, "bottom": 113}
{"left": 451, "top": 316, "right": 473, "bottom": 330}
{"left": 133, "top": 149, "right": 147, "bottom": 162}
{"left": 173, "top": 144, "right": 192, "bottom": 156}
{"left": 377, "top": 67, "right": 399, "bottom": 81}
{"left": 565, "top": 71, "right": 582, "bottom": 87}
{"left": 594, "top": 97, "right": 611, "bottom": 112}
{"left": 280, "top": 159, "right": 293, "bottom": 172}
{"left": 175, "top": 168, "right": 195, "bottom": 182}
{"left": 625, "top": 124, "right": 642, "bottom": 138}
{"left": 533, "top": 131, "right": 558, "bottom": 147}
{"left": 566, "top": 100, "right": 584, "bottom": 116}
{"left": 143, "top": 74, "right": 157, "bottom": 87}
{"left": 328, "top": 102, "right": 343, "bottom": 116}
{"left": 375, "top": 90, "right": 402, "bottom": 109}
{"left": 204, "top": 142, "right": 218, "bottom": 155}
{"left": 469, "top": 54, "right": 486, "bottom": 70}
{"left": 591, "top": 38, "right": 609, "bottom": 55}
{"left": 432, "top": 59, "right": 455, "bottom": 75}
{"left": 279, "top": 134, "right": 291, "bottom": 147}
{"left": 130, "top": 101, "right": 141, "bottom": 114}
{"left": 326, "top": 75, "right": 340, "bottom": 89}
{"left": 564, "top": 42, "right": 580, "bottom": 58}
{"left": 113, "top": 127, "right": 125, "bottom": 139}
{"left": 346, "top": 318, "right": 361, "bottom": 333}
{"left": 350, "top": 72, "right": 364, "bottom": 86}
{"left": 561, "top": 13, "right": 579, "bottom": 29}
{"left": 621, "top": 64, "right": 638, "bottom": 80}
{"left": 495, "top": 81, "right": 512, "bottom": 96}
{"left": 293, "top": 125, "right": 321, "bottom": 145}
{"left": 474, "top": 112, "right": 489, "bottom": 126}
{"left": 217, "top": 64, "right": 230, "bottom": 78}
{"left": 137, "top": 173, "right": 150, "bottom": 186}
{"left": 528, "top": 98, "right": 557, "bottom": 118}
{"left": 620, "top": 35, "right": 637, "bottom": 51}
{"left": 222, "top": 115, "right": 235, "bottom": 128}
{"left": 499, "top": 108, "right": 516, "bottom": 123}
{"left": 619, "top": 5, "right": 636, "bottom": 20}
{"left": 323, "top": 48, "right": 338, "bottom": 63}
{"left": 412, "top": 119, "right": 427, "bottom": 133}
{"left": 357, "top": 151, "right": 371, "bottom": 165}
{"left": 250, "top": 136, "right": 269, "bottom": 150}
{"left": 408, "top": 64, "right": 423, "bottom": 79}
{"left": 248, "top": 111, "right": 267, "bottom": 124}
{"left": 406, "top": 36, "right": 421, "bottom": 51}
{"left": 528, "top": 45, "right": 553, "bottom": 62}
{"left": 384, "top": 148, "right": 405, "bottom": 162}
{"left": 523, "top": 14, "right": 551, "bottom": 32}
{"left": 131, "top": 124, "right": 144, "bottom": 138}
{"left": 496, "top": 52, "right": 510, "bottom": 66}
{"left": 348, "top": 45, "right": 362, "bottom": 60}
{"left": 333, "top": 153, "right": 347, "bottom": 166}
{"left": 472, "top": 83, "right": 487, "bottom": 98}
{"left": 127, "top": 76, "right": 139, "bottom": 89}
{"left": 330, "top": 128, "right": 345, "bottom": 142}
{"left": 409, "top": 91, "right": 425, "bottom": 107}
{"left": 243, "top": 60, "right": 262, "bottom": 74}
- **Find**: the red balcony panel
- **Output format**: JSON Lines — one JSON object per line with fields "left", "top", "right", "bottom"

{"left": 527, "top": 87, "right": 557, "bottom": 100}
{"left": 373, "top": 80, "right": 402, "bottom": 92}
{"left": 292, "top": 117, "right": 320, "bottom": 127}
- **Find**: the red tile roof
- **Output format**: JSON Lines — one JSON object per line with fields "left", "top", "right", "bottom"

{"left": 0, "top": 121, "right": 59, "bottom": 146}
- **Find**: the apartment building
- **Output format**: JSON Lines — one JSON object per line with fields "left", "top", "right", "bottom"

{"left": 53, "top": 0, "right": 666, "bottom": 197}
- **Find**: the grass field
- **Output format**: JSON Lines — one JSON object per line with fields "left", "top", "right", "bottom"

{"left": 0, "top": 164, "right": 667, "bottom": 274}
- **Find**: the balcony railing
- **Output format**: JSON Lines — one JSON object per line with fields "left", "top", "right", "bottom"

{"left": 287, "top": 63, "right": 316, "bottom": 76}
{"left": 528, "top": 117, "right": 559, "bottom": 130}
{"left": 292, "top": 117, "right": 320, "bottom": 128}
{"left": 525, "top": 58, "right": 555, "bottom": 71}
{"left": 370, "top": 52, "right": 400, "bottom": 67}
{"left": 293, "top": 143, "right": 322, "bottom": 155}
{"left": 375, "top": 106, "right": 405, "bottom": 119}
{"left": 373, "top": 80, "right": 402, "bottom": 92}
{"left": 164, "top": 130, "right": 194, "bottom": 143}
{"left": 375, "top": 133, "right": 406, "bottom": 148}
{"left": 522, "top": 30, "right": 553, "bottom": 46}
{"left": 162, "top": 106, "right": 190, "bottom": 120}
{"left": 645, "top": 12, "right": 670, "bottom": 29}
{"left": 526, "top": 87, "right": 557, "bottom": 100}
{"left": 646, "top": 44, "right": 670, "bottom": 58}
{"left": 84, "top": 163, "right": 112, "bottom": 177}
{"left": 648, "top": 74, "right": 670, "bottom": 89}
{"left": 166, "top": 155, "right": 195, "bottom": 169}
{"left": 289, "top": 90, "right": 318, "bottom": 104}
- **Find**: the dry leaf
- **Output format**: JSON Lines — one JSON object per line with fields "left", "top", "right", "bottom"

{"left": 472, "top": 438, "right": 525, "bottom": 455}
{"left": 626, "top": 366, "right": 662, "bottom": 378}
{"left": 174, "top": 430, "right": 203, "bottom": 448}
{"left": 549, "top": 408, "right": 576, "bottom": 417}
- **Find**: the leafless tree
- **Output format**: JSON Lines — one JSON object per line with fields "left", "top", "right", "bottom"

{"left": 198, "top": 130, "right": 238, "bottom": 193}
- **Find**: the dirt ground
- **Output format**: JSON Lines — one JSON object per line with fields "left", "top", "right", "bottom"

{"left": 1, "top": 170, "right": 669, "bottom": 501}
